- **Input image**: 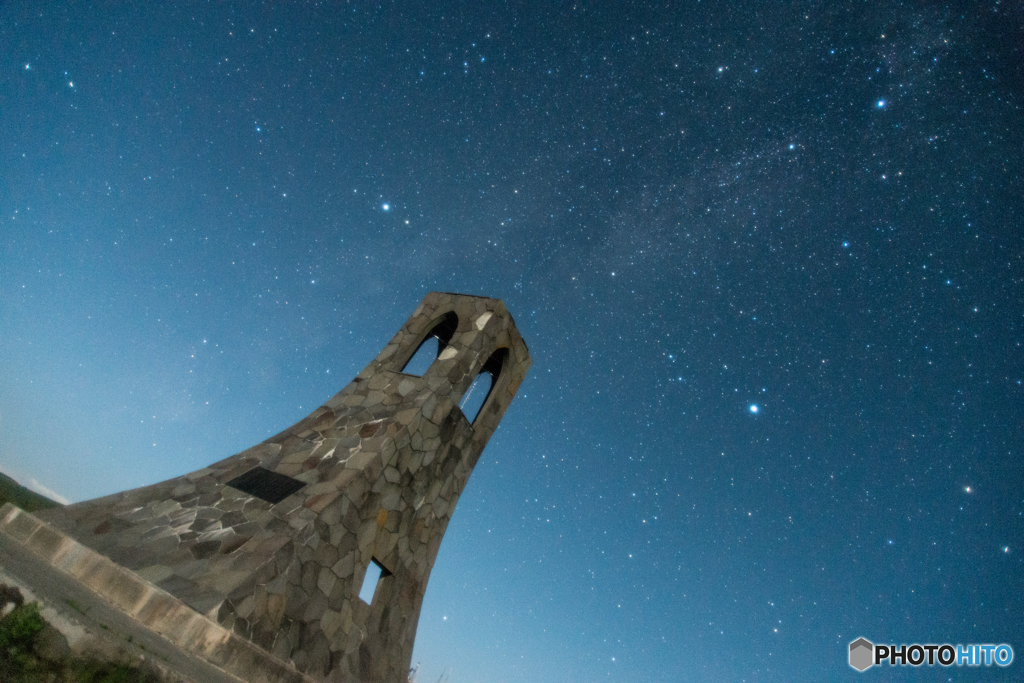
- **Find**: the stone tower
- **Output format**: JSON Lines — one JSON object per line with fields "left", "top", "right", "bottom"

{"left": 20, "top": 292, "right": 531, "bottom": 682}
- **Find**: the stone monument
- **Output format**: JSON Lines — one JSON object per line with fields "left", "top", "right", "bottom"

{"left": 0, "top": 292, "right": 530, "bottom": 682}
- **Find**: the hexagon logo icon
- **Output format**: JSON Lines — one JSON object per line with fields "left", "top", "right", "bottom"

{"left": 849, "top": 637, "right": 874, "bottom": 671}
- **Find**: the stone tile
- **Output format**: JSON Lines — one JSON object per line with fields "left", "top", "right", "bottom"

{"left": 317, "top": 566, "right": 337, "bottom": 596}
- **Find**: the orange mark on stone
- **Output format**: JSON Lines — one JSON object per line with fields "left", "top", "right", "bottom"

{"left": 360, "top": 422, "right": 381, "bottom": 438}
{"left": 377, "top": 509, "right": 388, "bottom": 528}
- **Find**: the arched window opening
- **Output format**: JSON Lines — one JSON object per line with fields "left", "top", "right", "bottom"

{"left": 400, "top": 312, "right": 458, "bottom": 376}
{"left": 402, "top": 337, "right": 438, "bottom": 376}
{"left": 460, "top": 348, "right": 508, "bottom": 424}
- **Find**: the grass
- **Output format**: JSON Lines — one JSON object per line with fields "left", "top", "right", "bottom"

{"left": 0, "top": 471, "right": 62, "bottom": 512}
{"left": 0, "top": 599, "right": 160, "bottom": 683}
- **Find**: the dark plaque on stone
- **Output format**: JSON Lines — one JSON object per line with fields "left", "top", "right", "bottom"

{"left": 226, "top": 467, "right": 305, "bottom": 504}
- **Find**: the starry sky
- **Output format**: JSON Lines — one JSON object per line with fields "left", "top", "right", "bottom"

{"left": 1, "top": 2, "right": 1022, "bottom": 681}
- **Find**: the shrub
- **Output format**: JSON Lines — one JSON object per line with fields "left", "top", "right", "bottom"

{"left": 0, "top": 602, "right": 45, "bottom": 652}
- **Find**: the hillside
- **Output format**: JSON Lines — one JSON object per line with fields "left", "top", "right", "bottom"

{"left": 0, "top": 472, "right": 61, "bottom": 512}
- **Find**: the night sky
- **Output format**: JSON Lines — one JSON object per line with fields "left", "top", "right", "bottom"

{"left": 2, "top": 2, "right": 1022, "bottom": 681}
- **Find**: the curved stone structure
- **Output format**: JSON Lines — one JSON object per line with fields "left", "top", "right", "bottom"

{"left": 36, "top": 292, "right": 531, "bottom": 682}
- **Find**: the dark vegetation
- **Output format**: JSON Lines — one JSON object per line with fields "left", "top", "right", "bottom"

{"left": 0, "top": 584, "right": 160, "bottom": 683}
{"left": 0, "top": 472, "right": 61, "bottom": 513}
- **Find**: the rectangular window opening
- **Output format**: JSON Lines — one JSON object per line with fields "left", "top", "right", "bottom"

{"left": 358, "top": 557, "right": 391, "bottom": 604}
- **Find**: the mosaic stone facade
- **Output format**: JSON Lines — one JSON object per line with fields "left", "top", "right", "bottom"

{"left": 37, "top": 292, "right": 531, "bottom": 682}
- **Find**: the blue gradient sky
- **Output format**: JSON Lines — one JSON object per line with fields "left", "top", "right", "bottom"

{"left": 2, "top": 2, "right": 1022, "bottom": 681}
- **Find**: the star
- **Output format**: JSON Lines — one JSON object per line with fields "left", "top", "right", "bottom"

{"left": 749, "top": 404, "right": 759, "bottom": 414}
{"left": 382, "top": 203, "right": 390, "bottom": 211}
